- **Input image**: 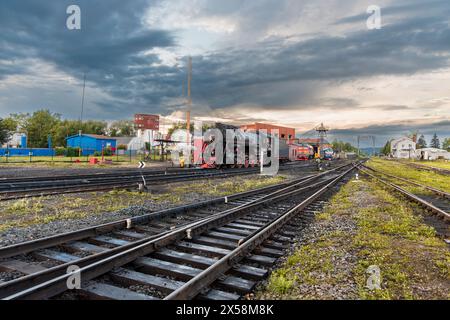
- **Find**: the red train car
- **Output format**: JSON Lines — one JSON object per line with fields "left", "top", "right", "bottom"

{"left": 289, "top": 143, "right": 314, "bottom": 161}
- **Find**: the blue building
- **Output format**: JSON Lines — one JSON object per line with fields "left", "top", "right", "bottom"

{"left": 66, "top": 134, "right": 117, "bottom": 156}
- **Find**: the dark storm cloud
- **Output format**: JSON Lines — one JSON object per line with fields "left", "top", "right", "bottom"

{"left": 336, "top": 0, "right": 450, "bottom": 25}
{"left": 374, "top": 105, "right": 410, "bottom": 111}
{"left": 1, "top": 0, "right": 450, "bottom": 119}
{"left": 328, "top": 120, "right": 450, "bottom": 146}
{"left": 0, "top": 0, "right": 177, "bottom": 116}
{"left": 186, "top": 2, "right": 450, "bottom": 110}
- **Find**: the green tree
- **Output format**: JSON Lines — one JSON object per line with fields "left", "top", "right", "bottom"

{"left": 168, "top": 122, "right": 194, "bottom": 136}
{"left": 417, "top": 134, "right": 427, "bottom": 149}
{"left": 0, "top": 114, "right": 28, "bottom": 145}
{"left": 53, "top": 120, "right": 108, "bottom": 147}
{"left": 8, "top": 113, "right": 30, "bottom": 131}
{"left": 167, "top": 122, "right": 214, "bottom": 137}
{"left": 430, "top": 133, "right": 440, "bottom": 149}
{"left": 331, "top": 140, "right": 358, "bottom": 153}
{"left": 381, "top": 140, "right": 391, "bottom": 155}
{"left": 24, "top": 110, "right": 61, "bottom": 148}
{"left": 0, "top": 118, "right": 12, "bottom": 144}
{"left": 109, "top": 120, "right": 135, "bottom": 137}
{"left": 443, "top": 138, "right": 450, "bottom": 151}
{"left": 82, "top": 120, "right": 107, "bottom": 136}
{"left": 2, "top": 117, "right": 18, "bottom": 132}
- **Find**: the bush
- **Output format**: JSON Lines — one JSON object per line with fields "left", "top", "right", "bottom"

{"left": 55, "top": 147, "right": 66, "bottom": 156}
{"left": 66, "top": 147, "right": 81, "bottom": 157}
{"left": 93, "top": 148, "right": 113, "bottom": 156}
{"left": 117, "top": 144, "right": 127, "bottom": 150}
{"left": 103, "top": 147, "right": 113, "bottom": 156}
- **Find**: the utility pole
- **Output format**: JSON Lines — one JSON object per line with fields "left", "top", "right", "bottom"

{"left": 80, "top": 73, "right": 86, "bottom": 124}
{"left": 79, "top": 73, "right": 86, "bottom": 158}
{"left": 186, "top": 57, "right": 192, "bottom": 166}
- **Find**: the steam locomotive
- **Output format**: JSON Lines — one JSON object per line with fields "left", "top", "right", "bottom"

{"left": 191, "top": 123, "right": 334, "bottom": 169}
{"left": 193, "top": 123, "right": 290, "bottom": 169}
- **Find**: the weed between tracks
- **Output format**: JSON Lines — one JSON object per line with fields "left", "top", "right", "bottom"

{"left": 171, "top": 175, "right": 286, "bottom": 197}
{"left": 0, "top": 175, "right": 287, "bottom": 233}
{"left": 258, "top": 177, "right": 449, "bottom": 300}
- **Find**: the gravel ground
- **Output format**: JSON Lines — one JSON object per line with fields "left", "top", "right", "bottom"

{"left": 284, "top": 213, "right": 359, "bottom": 299}
{"left": 255, "top": 179, "right": 361, "bottom": 300}
{"left": 257, "top": 178, "right": 450, "bottom": 300}
{"left": 0, "top": 270, "right": 25, "bottom": 282}
{"left": 0, "top": 171, "right": 304, "bottom": 248}
{"left": 0, "top": 198, "right": 199, "bottom": 248}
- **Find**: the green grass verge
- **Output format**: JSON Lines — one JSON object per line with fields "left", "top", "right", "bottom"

{"left": 403, "top": 160, "right": 450, "bottom": 170}
{"left": 366, "top": 158, "right": 450, "bottom": 193}
{"left": 258, "top": 178, "right": 449, "bottom": 300}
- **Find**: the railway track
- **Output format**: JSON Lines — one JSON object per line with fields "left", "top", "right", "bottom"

{"left": 0, "top": 162, "right": 357, "bottom": 300}
{"left": 0, "top": 168, "right": 257, "bottom": 201}
{"left": 0, "top": 161, "right": 325, "bottom": 201}
{"left": 398, "top": 161, "right": 450, "bottom": 176}
{"left": 358, "top": 164, "right": 450, "bottom": 222}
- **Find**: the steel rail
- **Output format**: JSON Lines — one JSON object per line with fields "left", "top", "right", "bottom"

{"left": 0, "top": 168, "right": 258, "bottom": 192}
{"left": 0, "top": 169, "right": 261, "bottom": 200}
{"left": 1, "top": 164, "right": 353, "bottom": 300}
{"left": 0, "top": 162, "right": 351, "bottom": 260}
{"left": 0, "top": 171, "right": 323, "bottom": 259}
{"left": 0, "top": 167, "right": 348, "bottom": 298}
{"left": 0, "top": 167, "right": 201, "bottom": 184}
{"left": 0, "top": 161, "right": 324, "bottom": 200}
{"left": 399, "top": 161, "right": 450, "bottom": 176}
{"left": 0, "top": 161, "right": 318, "bottom": 185}
{"left": 360, "top": 164, "right": 450, "bottom": 199}
{"left": 165, "top": 164, "right": 357, "bottom": 300}
{"left": 358, "top": 167, "right": 450, "bottom": 221}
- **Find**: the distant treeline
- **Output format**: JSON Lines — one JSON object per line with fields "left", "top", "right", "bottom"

{"left": 0, "top": 109, "right": 135, "bottom": 148}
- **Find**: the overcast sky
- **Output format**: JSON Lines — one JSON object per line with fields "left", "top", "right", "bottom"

{"left": 0, "top": 0, "right": 449, "bottom": 146}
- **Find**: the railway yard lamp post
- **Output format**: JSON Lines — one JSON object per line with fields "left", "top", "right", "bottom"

{"left": 186, "top": 56, "right": 192, "bottom": 168}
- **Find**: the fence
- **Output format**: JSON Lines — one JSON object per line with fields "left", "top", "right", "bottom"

{"left": 0, "top": 148, "right": 171, "bottom": 164}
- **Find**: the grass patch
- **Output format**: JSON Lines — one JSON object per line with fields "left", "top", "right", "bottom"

{"left": 353, "top": 180, "right": 449, "bottom": 300}
{"left": 258, "top": 182, "right": 360, "bottom": 299}
{"left": 406, "top": 160, "right": 450, "bottom": 171}
{"left": 257, "top": 176, "right": 449, "bottom": 300}
{"left": 171, "top": 175, "right": 286, "bottom": 197}
{"left": 366, "top": 158, "right": 450, "bottom": 193}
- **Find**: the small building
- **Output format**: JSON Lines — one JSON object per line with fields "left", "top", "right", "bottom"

{"left": 391, "top": 137, "right": 416, "bottom": 159}
{"left": 344, "top": 152, "right": 357, "bottom": 160}
{"left": 66, "top": 134, "right": 117, "bottom": 156}
{"left": 114, "top": 137, "right": 134, "bottom": 150}
{"left": 415, "top": 148, "right": 450, "bottom": 161}
{"left": 241, "top": 123, "right": 296, "bottom": 144}
{"left": 2, "top": 133, "right": 27, "bottom": 148}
